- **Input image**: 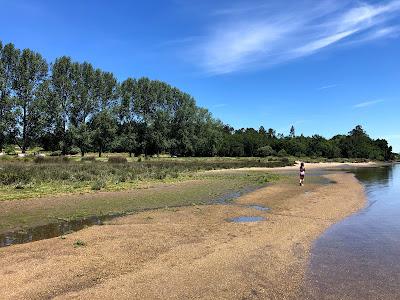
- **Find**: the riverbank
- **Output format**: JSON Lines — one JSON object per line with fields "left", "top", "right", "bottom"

{"left": 0, "top": 167, "right": 366, "bottom": 299}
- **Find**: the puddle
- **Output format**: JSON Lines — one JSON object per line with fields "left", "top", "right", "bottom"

{"left": 1, "top": 185, "right": 266, "bottom": 248}
{"left": 228, "top": 216, "right": 266, "bottom": 223}
{"left": 247, "top": 205, "right": 270, "bottom": 211}
{"left": 0, "top": 214, "right": 122, "bottom": 248}
{"left": 213, "top": 191, "right": 242, "bottom": 204}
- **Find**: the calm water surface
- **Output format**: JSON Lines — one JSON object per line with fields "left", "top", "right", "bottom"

{"left": 306, "top": 164, "right": 400, "bottom": 299}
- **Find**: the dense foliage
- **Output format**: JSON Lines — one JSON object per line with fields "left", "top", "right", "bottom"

{"left": 0, "top": 41, "right": 395, "bottom": 160}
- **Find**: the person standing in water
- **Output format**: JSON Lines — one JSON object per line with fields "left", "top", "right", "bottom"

{"left": 299, "top": 162, "right": 305, "bottom": 186}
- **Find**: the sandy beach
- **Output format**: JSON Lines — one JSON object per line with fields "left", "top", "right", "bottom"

{"left": 0, "top": 165, "right": 367, "bottom": 299}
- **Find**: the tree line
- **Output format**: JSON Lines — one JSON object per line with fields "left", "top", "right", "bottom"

{"left": 0, "top": 41, "right": 394, "bottom": 160}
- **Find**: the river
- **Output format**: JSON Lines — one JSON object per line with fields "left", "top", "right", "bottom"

{"left": 306, "top": 164, "right": 400, "bottom": 299}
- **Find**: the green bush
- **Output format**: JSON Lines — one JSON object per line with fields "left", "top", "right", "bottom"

{"left": 69, "top": 147, "right": 81, "bottom": 155}
{"left": 33, "top": 156, "right": 46, "bottom": 163}
{"left": 256, "top": 146, "right": 275, "bottom": 157}
{"left": 277, "top": 149, "right": 287, "bottom": 157}
{"left": 50, "top": 150, "right": 62, "bottom": 156}
{"left": 91, "top": 180, "right": 106, "bottom": 190}
{"left": 81, "top": 156, "right": 96, "bottom": 162}
{"left": 4, "top": 145, "right": 16, "bottom": 155}
{"left": 34, "top": 156, "right": 70, "bottom": 164}
{"left": 280, "top": 157, "right": 290, "bottom": 164}
{"left": 108, "top": 156, "right": 127, "bottom": 164}
{"left": 73, "top": 240, "right": 86, "bottom": 247}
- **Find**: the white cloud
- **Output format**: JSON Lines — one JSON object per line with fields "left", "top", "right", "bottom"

{"left": 353, "top": 99, "right": 384, "bottom": 108}
{"left": 318, "top": 84, "right": 338, "bottom": 90}
{"left": 190, "top": 0, "right": 400, "bottom": 75}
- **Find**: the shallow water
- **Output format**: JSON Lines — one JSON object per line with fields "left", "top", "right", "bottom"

{"left": 247, "top": 205, "right": 270, "bottom": 211}
{"left": 229, "top": 216, "right": 266, "bottom": 223}
{"left": 0, "top": 214, "right": 117, "bottom": 248}
{"left": 306, "top": 164, "right": 400, "bottom": 299}
{"left": 0, "top": 186, "right": 262, "bottom": 248}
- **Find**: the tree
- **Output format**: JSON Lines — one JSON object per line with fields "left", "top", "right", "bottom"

{"left": 13, "top": 49, "right": 48, "bottom": 152}
{"left": 256, "top": 145, "right": 275, "bottom": 157}
{"left": 289, "top": 125, "right": 295, "bottom": 138}
{"left": 0, "top": 42, "right": 19, "bottom": 151}
{"left": 170, "top": 91, "right": 197, "bottom": 156}
{"left": 119, "top": 78, "right": 138, "bottom": 156}
{"left": 70, "top": 62, "right": 96, "bottom": 156}
{"left": 267, "top": 128, "right": 276, "bottom": 139}
{"left": 51, "top": 56, "right": 74, "bottom": 154}
{"left": 91, "top": 110, "right": 117, "bottom": 157}
{"left": 91, "top": 71, "right": 118, "bottom": 157}
{"left": 0, "top": 39, "right": 395, "bottom": 160}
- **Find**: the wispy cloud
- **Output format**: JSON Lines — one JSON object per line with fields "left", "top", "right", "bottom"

{"left": 318, "top": 84, "right": 338, "bottom": 90}
{"left": 190, "top": 0, "right": 400, "bottom": 75}
{"left": 353, "top": 99, "right": 384, "bottom": 108}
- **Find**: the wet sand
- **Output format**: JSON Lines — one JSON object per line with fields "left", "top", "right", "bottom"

{"left": 0, "top": 170, "right": 366, "bottom": 299}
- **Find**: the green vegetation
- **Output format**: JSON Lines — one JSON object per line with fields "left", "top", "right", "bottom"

{"left": 73, "top": 240, "right": 87, "bottom": 247}
{"left": 0, "top": 40, "right": 394, "bottom": 160}
{"left": 0, "top": 170, "right": 280, "bottom": 233}
{"left": 0, "top": 156, "right": 290, "bottom": 200}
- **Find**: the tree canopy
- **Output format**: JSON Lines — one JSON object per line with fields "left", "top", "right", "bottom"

{"left": 0, "top": 40, "right": 395, "bottom": 160}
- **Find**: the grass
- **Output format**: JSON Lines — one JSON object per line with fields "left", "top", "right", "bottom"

{"left": 0, "top": 171, "right": 280, "bottom": 233}
{"left": 0, "top": 156, "right": 292, "bottom": 201}
{"left": 73, "top": 240, "right": 87, "bottom": 247}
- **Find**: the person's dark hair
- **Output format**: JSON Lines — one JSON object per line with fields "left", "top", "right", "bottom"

{"left": 300, "top": 162, "right": 304, "bottom": 167}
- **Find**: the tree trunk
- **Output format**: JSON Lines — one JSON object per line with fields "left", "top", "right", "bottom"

{"left": 81, "top": 150, "right": 85, "bottom": 157}
{"left": 129, "top": 152, "right": 132, "bottom": 157}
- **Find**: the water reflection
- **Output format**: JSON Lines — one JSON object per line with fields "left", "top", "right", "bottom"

{"left": 306, "top": 164, "right": 400, "bottom": 299}
{"left": 0, "top": 214, "right": 117, "bottom": 248}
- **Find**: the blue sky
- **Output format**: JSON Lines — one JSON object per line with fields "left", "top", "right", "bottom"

{"left": 1, "top": 0, "right": 399, "bottom": 151}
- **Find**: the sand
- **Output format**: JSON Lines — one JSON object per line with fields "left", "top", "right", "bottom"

{"left": 0, "top": 168, "right": 366, "bottom": 299}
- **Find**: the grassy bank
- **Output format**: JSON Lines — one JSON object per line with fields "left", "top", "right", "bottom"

{"left": 0, "top": 156, "right": 291, "bottom": 201}
{"left": 0, "top": 171, "right": 279, "bottom": 233}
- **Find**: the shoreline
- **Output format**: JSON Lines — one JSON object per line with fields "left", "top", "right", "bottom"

{"left": 0, "top": 166, "right": 367, "bottom": 299}
{"left": 204, "top": 161, "right": 388, "bottom": 173}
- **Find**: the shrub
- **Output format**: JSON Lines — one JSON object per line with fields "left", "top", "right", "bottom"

{"left": 256, "top": 146, "right": 275, "bottom": 157}
{"left": 73, "top": 240, "right": 86, "bottom": 247}
{"left": 108, "top": 156, "right": 127, "bottom": 164}
{"left": 4, "top": 145, "right": 16, "bottom": 155}
{"left": 277, "top": 149, "right": 287, "bottom": 157}
{"left": 33, "top": 156, "right": 46, "bottom": 163}
{"left": 34, "top": 156, "right": 70, "bottom": 164}
{"left": 91, "top": 180, "right": 106, "bottom": 190}
{"left": 69, "top": 147, "right": 81, "bottom": 155}
{"left": 50, "top": 150, "right": 62, "bottom": 156}
{"left": 280, "top": 157, "right": 290, "bottom": 164}
{"left": 81, "top": 156, "right": 96, "bottom": 162}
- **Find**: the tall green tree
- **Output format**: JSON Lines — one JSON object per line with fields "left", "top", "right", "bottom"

{"left": 0, "top": 42, "right": 19, "bottom": 151}
{"left": 91, "top": 71, "right": 118, "bottom": 157}
{"left": 13, "top": 49, "right": 48, "bottom": 152}
{"left": 91, "top": 110, "right": 117, "bottom": 157}
{"left": 289, "top": 125, "right": 295, "bottom": 138}
{"left": 118, "top": 78, "right": 138, "bottom": 156}
{"left": 70, "top": 62, "right": 96, "bottom": 156}
{"left": 51, "top": 56, "right": 74, "bottom": 154}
